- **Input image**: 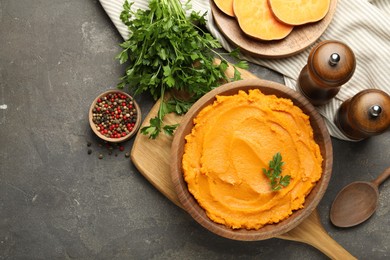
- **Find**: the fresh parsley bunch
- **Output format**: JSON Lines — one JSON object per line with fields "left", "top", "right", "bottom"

{"left": 116, "top": 0, "right": 247, "bottom": 139}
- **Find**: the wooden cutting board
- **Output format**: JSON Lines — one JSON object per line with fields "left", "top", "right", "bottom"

{"left": 131, "top": 63, "right": 356, "bottom": 259}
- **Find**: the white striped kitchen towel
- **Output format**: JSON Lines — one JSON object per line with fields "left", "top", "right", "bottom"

{"left": 99, "top": 0, "right": 390, "bottom": 141}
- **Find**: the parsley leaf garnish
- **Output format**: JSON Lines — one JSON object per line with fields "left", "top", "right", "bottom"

{"left": 262, "top": 152, "right": 291, "bottom": 191}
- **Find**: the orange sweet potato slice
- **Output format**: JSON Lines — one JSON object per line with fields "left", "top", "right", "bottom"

{"left": 213, "top": 0, "right": 235, "bottom": 17}
{"left": 269, "top": 0, "right": 331, "bottom": 25}
{"left": 233, "top": 0, "right": 294, "bottom": 41}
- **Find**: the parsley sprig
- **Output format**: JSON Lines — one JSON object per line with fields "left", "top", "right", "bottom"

{"left": 116, "top": 0, "right": 248, "bottom": 139}
{"left": 262, "top": 152, "right": 291, "bottom": 191}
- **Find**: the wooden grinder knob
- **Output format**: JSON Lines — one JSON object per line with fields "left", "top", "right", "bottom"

{"left": 298, "top": 40, "right": 356, "bottom": 106}
{"left": 335, "top": 89, "right": 390, "bottom": 140}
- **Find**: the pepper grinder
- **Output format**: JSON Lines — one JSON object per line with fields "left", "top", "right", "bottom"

{"left": 335, "top": 89, "right": 390, "bottom": 140}
{"left": 298, "top": 40, "right": 356, "bottom": 106}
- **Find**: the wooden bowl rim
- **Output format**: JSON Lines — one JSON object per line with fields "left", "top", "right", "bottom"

{"left": 89, "top": 89, "right": 142, "bottom": 143}
{"left": 171, "top": 79, "right": 333, "bottom": 241}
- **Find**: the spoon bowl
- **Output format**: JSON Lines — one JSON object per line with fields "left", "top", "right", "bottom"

{"left": 330, "top": 167, "right": 390, "bottom": 228}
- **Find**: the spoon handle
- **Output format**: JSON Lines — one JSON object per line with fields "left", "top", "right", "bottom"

{"left": 372, "top": 167, "right": 390, "bottom": 187}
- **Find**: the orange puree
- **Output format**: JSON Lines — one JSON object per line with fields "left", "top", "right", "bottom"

{"left": 182, "top": 89, "right": 323, "bottom": 230}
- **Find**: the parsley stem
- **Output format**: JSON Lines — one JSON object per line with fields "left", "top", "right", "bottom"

{"left": 158, "top": 85, "right": 166, "bottom": 122}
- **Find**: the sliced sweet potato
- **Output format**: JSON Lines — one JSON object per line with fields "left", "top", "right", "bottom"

{"left": 233, "top": 0, "right": 294, "bottom": 41}
{"left": 269, "top": 0, "right": 330, "bottom": 25}
{"left": 213, "top": 0, "right": 235, "bottom": 17}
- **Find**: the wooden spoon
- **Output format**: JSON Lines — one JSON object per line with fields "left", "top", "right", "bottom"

{"left": 330, "top": 167, "right": 390, "bottom": 228}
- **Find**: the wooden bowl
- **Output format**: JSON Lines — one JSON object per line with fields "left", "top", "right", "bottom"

{"left": 89, "top": 90, "right": 141, "bottom": 143}
{"left": 171, "top": 79, "right": 333, "bottom": 240}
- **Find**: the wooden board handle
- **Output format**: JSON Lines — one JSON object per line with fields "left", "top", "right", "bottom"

{"left": 278, "top": 210, "right": 356, "bottom": 260}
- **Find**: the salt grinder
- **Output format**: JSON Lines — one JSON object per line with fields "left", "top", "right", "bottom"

{"left": 335, "top": 89, "right": 390, "bottom": 140}
{"left": 298, "top": 40, "right": 356, "bottom": 106}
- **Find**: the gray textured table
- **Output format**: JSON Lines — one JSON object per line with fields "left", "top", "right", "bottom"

{"left": 1, "top": 0, "right": 389, "bottom": 259}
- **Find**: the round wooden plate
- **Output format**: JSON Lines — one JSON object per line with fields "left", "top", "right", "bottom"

{"left": 210, "top": 0, "right": 338, "bottom": 58}
{"left": 171, "top": 79, "right": 333, "bottom": 241}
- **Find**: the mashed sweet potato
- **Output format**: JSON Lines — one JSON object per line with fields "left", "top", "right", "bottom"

{"left": 182, "top": 89, "right": 323, "bottom": 230}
